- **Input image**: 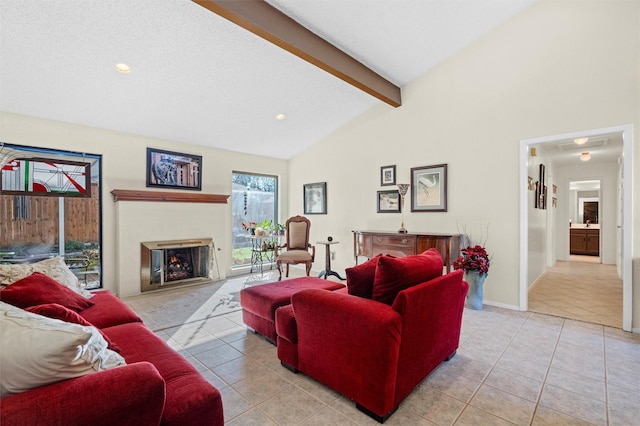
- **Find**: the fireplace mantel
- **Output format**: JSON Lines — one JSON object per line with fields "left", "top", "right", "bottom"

{"left": 111, "top": 189, "right": 229, "bottom": 204}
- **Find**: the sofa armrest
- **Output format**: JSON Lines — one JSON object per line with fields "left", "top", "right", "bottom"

{"left": 1, "top": 362, "right": 165, "bottom": 426}
{"left": 290, "top": 289, "right": 402, "bottom": 414}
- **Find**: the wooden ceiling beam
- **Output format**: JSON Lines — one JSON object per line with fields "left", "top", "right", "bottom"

{"left": 192, "top": 0, "right": 401, "bottom": 107}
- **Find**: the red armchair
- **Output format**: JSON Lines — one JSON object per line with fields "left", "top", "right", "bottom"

{"left": 276, "top": 269, "right": 468, "bottom": 423}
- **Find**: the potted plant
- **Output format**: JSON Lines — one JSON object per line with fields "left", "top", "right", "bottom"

{"left": 254, "top": 219, "right": 272, "bottom": 237}
{"left": 273, "top": 223, "right": 285, "bottom": 235}
{"left": 453, "top": 245, "right": 490, "bottom": 310}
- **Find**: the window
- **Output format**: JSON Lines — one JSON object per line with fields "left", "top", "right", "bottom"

{"left": 231, "top": 172, "right": 278, "bottom": 268}
{"left": 0, "top": 143, "right": 102, "bottom": 289}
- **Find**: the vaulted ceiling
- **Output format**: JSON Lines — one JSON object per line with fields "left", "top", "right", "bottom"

{"left": 0, "top": 0, "right": 538, "bottom": 159}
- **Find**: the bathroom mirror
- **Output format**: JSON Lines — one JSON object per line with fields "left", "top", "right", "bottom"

{"left": 569, "top": 180, "right": 600, "bottom": 225}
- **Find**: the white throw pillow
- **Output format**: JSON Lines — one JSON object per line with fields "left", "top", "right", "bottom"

{"left": 0, "top": 301, "right": 125, "bottom": 396}
{"left": 0, "top": 256, "right": 93, "bottom": 298}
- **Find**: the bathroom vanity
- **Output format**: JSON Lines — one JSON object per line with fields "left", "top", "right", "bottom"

{"left": 569, "top": 226, "right": 600, "bottom": 256}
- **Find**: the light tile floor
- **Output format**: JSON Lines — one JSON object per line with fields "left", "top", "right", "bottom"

{"left": 528, "top": 259, "right": 622, "bottom": 328}
{"left": 124, "top": 272, "right": 640, "bottom": 425}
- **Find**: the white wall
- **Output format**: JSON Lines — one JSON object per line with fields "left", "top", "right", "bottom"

{"left": 0, "top": 112, "right": 289, "bottom": 296}
{"left": 527, "top": 145, "right": 555, "bottom": 286}
{"left": 288, "top": 0, "right": 639, "bottom": 319}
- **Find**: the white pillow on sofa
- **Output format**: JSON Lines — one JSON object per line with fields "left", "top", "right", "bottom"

{"left": 0, "top": 301, "right": 125, "bottom": 396}
{"left": 0, "top": 256, "right": 93, "bottom": 298}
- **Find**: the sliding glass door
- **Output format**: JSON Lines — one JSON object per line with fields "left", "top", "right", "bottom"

{"left": 231, "top": 171, "right": 278, "bottom": 268}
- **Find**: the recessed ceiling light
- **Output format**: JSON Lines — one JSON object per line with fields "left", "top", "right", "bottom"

{"left": 275, "top": 114, "right": 286, "bottom": 120}
{"left": 580, "top": 152, "right": 591, "bottom": 161}
{"left": 115, "top": 63, "right": 131, "bottom": 73}
{"left": 574, "top": 137, "right": 588, "bottom": 145}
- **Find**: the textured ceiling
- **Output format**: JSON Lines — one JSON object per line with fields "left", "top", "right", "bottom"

{"left": 0, "top": 0, "right": 538, "bottom": 159}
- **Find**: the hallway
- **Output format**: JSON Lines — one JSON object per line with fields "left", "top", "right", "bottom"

{"left": 528, "top": 259, "right": 622, "bottom": 328}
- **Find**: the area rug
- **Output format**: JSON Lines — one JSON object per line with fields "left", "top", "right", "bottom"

{"left": 123, "top": 271, "right": 281, "bottom": 331}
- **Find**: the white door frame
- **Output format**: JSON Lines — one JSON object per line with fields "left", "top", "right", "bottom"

{"left": 519, "top": 125, "right": 633, "bottom": 332}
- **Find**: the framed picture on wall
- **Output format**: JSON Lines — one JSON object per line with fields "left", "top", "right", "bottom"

{"left": 380, "top": 165, "right": 396, "bottom": 186}
{"left": 377, "top": 190, "right": 401, "bottom": 213}
{"left": 303, "top": 182, "right": 327, "bottom": 214}
{"left": 146, "top": 148, "right": 202, "bottom": 190}
{"left": 410, "top": 164, "right": 447, "bottom": 212}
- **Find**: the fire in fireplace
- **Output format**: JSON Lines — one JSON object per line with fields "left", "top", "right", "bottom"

{"left": 166, "top": 249, "right": 194, "bottom": 282}
{"left": 141, "top": 239, "right": 213, "bottom": 292}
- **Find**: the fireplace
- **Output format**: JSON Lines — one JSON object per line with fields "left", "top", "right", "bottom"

{"left": 140, "top": 238, "right": 213, "bottom": 292}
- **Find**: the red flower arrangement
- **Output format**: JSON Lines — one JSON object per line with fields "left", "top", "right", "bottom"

{"left": 453, "top": 245, "right": 490, "bottom": 275}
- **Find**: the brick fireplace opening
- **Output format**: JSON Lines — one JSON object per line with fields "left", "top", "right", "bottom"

{"left": 140, "top": 238, "right": 213, "bottom": 292}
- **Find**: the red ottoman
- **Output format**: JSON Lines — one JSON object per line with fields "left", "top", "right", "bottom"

{"left": 240, "top": 276, "right": 344, "bottom": 343}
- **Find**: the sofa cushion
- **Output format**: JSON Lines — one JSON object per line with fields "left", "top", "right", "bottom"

{"left": 103, "top": 322, "right": 223, "bottom": 426}
{"left": 0, "top": 301, "right": 125, "bottom": 397}
{"left": 0, "top": 272, "right": 94, "bottom": 312}
{"left": 345, "top": 254, "right": 384, "bottom": 299}
{"left": 26, "top": 303, "right": 121, "bottom": 353}
{"left": 371, "top": 248, "right": 443, "bottom": 305}
{"left": 79, "top": 290, "right": 143, "bottom": 329}
{"left": 0, "top": 256, "right": 93, "bottom": 298}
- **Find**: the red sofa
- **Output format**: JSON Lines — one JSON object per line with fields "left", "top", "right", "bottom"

{"left": 275, "top": 251, "right": 468, "bottom": 423}
{"left": 1, "top": 290, "right": 224, "bottom": 426}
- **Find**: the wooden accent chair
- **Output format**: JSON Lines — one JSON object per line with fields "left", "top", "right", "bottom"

{"left": 275, "top": 215, "right": 315, "bottom": 280}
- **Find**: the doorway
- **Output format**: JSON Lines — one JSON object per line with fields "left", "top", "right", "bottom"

{"left": 568, "top": 180, "right": 601, "bottom": 259}
{"left": 519, "top": 125, "right": 633, "bottom": 332}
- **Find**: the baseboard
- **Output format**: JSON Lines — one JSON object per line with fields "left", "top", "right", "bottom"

{"left": 481, "top": 300, "right": 522, "bottom": 311}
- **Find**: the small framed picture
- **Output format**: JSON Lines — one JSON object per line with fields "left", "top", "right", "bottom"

{"left": 304, "top": 182, "right": 327, "bottom": 214}
{"left": 411, "top": 164, "right": 448, "bottom": 212}
{"left": 377, "top": 190, "right": 401, "bottom": 213}
{"left": 147, "top": 148, "right": 202, "bottom": 190}
{"left": 380, "top": 165, "right": 396, "bottom": 186}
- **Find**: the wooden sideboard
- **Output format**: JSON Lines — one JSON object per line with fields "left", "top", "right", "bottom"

{"left": 352, "top": 230, "right": 461, "bottom": 273}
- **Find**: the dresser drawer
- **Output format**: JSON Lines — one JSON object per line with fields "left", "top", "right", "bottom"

{"left": 372, "top": 235, "right": 416, "bottom": 257}
{"left": 373, "top": 235, "right": 416, "bottom": 248}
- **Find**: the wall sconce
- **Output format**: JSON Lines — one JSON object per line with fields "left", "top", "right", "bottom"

{"left": 580, "top": 152, "right": 591, "bottom": 161}
{"left": 530, "top": 147, "right": 537, "bottom": 157}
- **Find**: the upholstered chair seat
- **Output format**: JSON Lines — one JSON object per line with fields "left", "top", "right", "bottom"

{"left": 275, "top": 216, "right": 315, "bottom": 280}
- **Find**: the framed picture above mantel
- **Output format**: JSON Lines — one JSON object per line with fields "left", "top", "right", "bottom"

{"left": 147, "top": 148, "right": 202, "bottom": 190}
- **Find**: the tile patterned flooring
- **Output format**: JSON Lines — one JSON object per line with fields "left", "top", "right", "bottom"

{"left": 528, "top": 258, "right": 623, "bottom": 328}
{"left": 124, "top": 270, "right": 640, "bottom": 425}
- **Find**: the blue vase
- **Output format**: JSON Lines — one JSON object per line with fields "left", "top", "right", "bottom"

{"left": 464, "top": 270, "right": 486, "bottom": 310}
